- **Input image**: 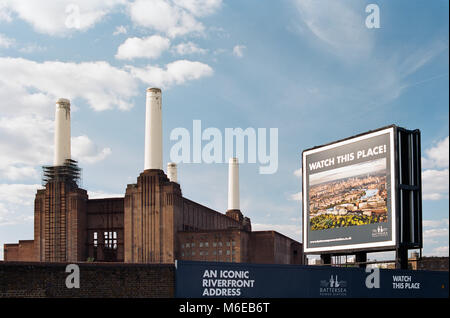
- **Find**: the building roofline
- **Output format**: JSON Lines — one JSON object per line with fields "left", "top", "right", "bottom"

{"left": 182, "top": 197, "right": 241, "bottom": 225}
{"left": 87, "top": 197, "right": 124, "bottom": 201}
{"left": 252, "top": 230, "right": 301, "bottom": 243}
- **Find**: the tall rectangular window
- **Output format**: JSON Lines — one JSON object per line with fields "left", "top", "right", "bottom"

{"left": 113, "top": 231, "right": 117, "bottom": 249}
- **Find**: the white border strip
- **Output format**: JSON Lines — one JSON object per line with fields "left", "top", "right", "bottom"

{"left": 302, "top": 127, "right": 396, "bottom": 253}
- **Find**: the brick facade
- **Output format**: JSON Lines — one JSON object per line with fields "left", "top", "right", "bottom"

{"left": 0, "top": 261, "right": 174, "bottom": 298}
{"left": 3, "top": 241, "right": 35, "bottom": 262}
{"left": 249, "top": 231, "right": 303, "bottom": 265}
{"left": 410, "top": 256, "right": 449, "bottom": 271}
{"left": 33, "top": 181, "right": 88, "bottom": 262}
{"left": 177, "top": 230, "right": 302, "bottom": 264}
{"left": 178, "top": 229, "right": 249, "bottom": 263}
{"left": 4, "top": 169, "right": 303, "bottom": 265}
{"left": 124, "top": 170, "right": 182, "bottom": 263}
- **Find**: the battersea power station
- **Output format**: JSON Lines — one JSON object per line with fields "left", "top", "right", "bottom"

{"left": 3, "top": 88, "right": 302, "bottom": 265}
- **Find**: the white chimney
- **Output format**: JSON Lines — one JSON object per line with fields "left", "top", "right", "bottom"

{"left": 227, "top": 157, "right": 240, "bottom": 211}
{"left": 167, "top": 162, "right": 178, "bottom": 183}
{"left": 53, "top": 98, "right": 71, "bottom": 166}
{"left": 144, "top": 88, "right": 163, "bottom": 170}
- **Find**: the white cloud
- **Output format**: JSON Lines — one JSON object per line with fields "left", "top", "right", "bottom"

{"left": 0, "top": 115, "right": 54, "bottom": 176}
{"left": 431, "top": 246, "right": 449, "bottom": 256}
{"left": 252, "top": 223, "right": 301, "bottom": 241}
{"left": 113, "top": 25, "right": 127, "bottom": 36}
{"left": 289, "top": 191, "right": 302, "bottom": 202}
{"left": 0, "top": 57, "right": 139, "bottom": 112}
{"left": 0, "top": 56, "right": 215, "bottom": 112}
{"left": 72, "top": 135, "right": 112, "bottom": 164}
{"left": 424, "top": 238, "right": 439, "bottom": 245}
{"left": 0, "top": 115, "right": 112, "bottom": 179}
{"left": 0, "top": 2, "right": 12, "bottom": 22}
{"left": 423, "top": 219, "right": 449, "bottom": 228}
{"left": 0, "top": 55, "right": 120, "bottom": 176}
{"left": 116, "top": 35, "right": 171, "bottom": 60}
{"left": 423, "top": 228, "right": 449, "bottom": 239}
{"left": 127, "top": 59, "right": 213, "bottom": 88}
{"left": 172, "top": 41, "right": 207, "bottom": 55}
{"left": 421, "top": 136, "right": 449, "bottom": 201}
{"left": 128, "top": 0, "right": 202, "bottom": 38}
{"left": 422, "top": 168, "right": 449, "bottom": 201}
{"left": 0, "top": 184, "right": 42, "bottom": 206}
{"left": 422, "top": 136, "right": 449, "bottom": 169}
{"left": 232, "top": 45, "right": 246, "bottom": 58}
{"left": 0, "top": 33, "right": 14, "bottom": 48}
{"left": 128, "top": 0, "right": 221, "bottom": 38}
{"left": 423, "top": 193, "right": 446, "bottom": 201}
{"left": 293, "top": 0, "right": 373, "bottom": 58}
{"left": 0, "top": 184, "right": 39, "bottom": 251}
{"left": 2, "top": 0, "right": 126, "bottom": 36}
{"left": 0, "top": 166, "right": 39, "bottom": 181}
{"left": 2, "top": 0, "right": 222, "bottom": 38}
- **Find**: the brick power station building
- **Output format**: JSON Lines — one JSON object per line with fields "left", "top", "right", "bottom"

{"left": 3, "top": 88, "right": 302, "bottom": 265}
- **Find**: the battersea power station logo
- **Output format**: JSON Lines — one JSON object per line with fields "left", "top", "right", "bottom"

{"left": 372, "top": 225, "right": 389, "bottom": 238}
{"left": 319, "top": 275, "right": 348, "bottom": 296}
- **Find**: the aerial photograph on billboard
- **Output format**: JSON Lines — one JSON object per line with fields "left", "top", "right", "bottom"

{"left": 309, "top": 157, "right": 388, "bottom": 231}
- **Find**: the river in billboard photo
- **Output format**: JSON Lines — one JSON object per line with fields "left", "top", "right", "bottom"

{"left": 309, "top": 158, "right": 387, "bottom": 232}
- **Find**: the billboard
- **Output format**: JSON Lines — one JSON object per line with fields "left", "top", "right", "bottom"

{"left": 175, "top": 260, "right": 449, "bottom": 298}
{"left": 303, "top": 127, "right": 397, "bottom": 253}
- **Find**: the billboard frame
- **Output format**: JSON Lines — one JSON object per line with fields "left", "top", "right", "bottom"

{"left": 302, "top": 125, "right": 422, "bottom": 255}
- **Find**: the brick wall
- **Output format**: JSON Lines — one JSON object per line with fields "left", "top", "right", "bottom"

{"left": 249, "top": 232, "right": 275, "bottom": 263}
{"left": 4, "top": 241, "right": 36, "bottom": 262}
{"left": 249, "top": 231, "right": 302, "bottom": 265}
{"left": 416, "top": 257, "right": 449, "bottom": 271}
{"left": 0, "top": 261, "right": 175, "bottom": 298}
{"left": 3, "top": 244, "right": 19, "bottom": 261}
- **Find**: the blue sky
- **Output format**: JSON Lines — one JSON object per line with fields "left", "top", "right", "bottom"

{"left": 0, "top": 0, "right": 448, "bottom": 261}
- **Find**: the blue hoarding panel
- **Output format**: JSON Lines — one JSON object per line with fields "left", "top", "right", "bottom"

{"left": 175, "top": 261, "right": 448, "bottom": 298}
